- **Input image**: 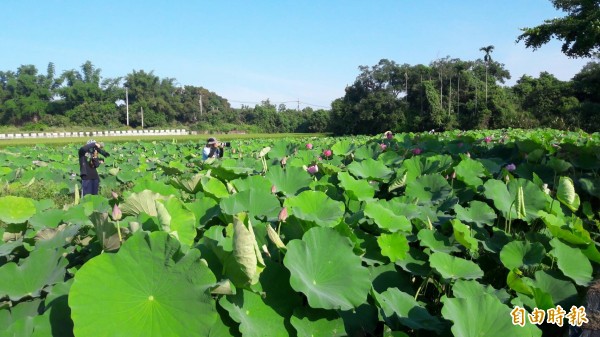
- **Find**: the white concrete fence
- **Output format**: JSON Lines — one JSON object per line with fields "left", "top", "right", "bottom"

{"left": 0, "top": 129, "right": 189, "bottom": 140}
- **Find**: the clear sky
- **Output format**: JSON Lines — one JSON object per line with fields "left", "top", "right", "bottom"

{"left": 1, "top": 0, "right": 591, "bottom": 109}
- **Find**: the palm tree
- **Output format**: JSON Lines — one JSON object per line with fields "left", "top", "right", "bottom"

{"left": 479, "top": 45, "right": 494, "bottom": 104}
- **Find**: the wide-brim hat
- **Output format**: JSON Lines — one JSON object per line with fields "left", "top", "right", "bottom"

{"left": 207, "top": 137, "right": 217, "bottom": 145}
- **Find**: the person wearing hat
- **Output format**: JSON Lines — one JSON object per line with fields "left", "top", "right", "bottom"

{"left": 202, "top": 137, "right": 221, "bottom": 160}
{"left": 78, "top": 140, "right": 109, "bottom": 196}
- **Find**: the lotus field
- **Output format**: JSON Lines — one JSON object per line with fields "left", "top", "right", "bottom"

{"left": 0, "top": 129, "right": 599, "bottom": 337}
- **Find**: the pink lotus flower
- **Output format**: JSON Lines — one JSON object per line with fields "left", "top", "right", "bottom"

{"left": 307, "top": 165, "right": 319, "bottom": 174}
{"left": 484, "top": 136, "right": 492, "bottom": 143}
{"left": 318, "top": 156, "right": 323, "bottom": 161}
{"left": 306, "top": 143, "right": 313, "bottom": 150}
{"left": 385, "top": 131, "right": 394, "bottom": 140}
{"left": 380, "top": 143, "right": 387, "bottom": 151}
{"left": 112, "top": 204, "right": 122, "bottom": 221}
{"left": 278, "top": 207, "right": 288, "bottom": 222}
{"left": 505, "top": 163, "right": 516, "bottom": 171}
{"left": 412, "top": 148, "right": 422, "bottom": 155}
{"left": 323, "top": 149, "right": 332, "bottom": 157}
{"left": 111, "top": 191, "right": 119, "bottom": 199}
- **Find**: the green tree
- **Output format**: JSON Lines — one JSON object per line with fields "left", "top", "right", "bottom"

{"left": 517, "top": 0, "right": 600, "bottom": 58}
{"left": 479, "top": 45, "right": 494, "bottom": 104}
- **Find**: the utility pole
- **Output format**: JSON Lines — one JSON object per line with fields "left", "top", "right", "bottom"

{"left": 125, "top": 87, "right": 129, "bottom": 126}
{"left": 198, "top": 93, "right": 203, "bottom": 120}
{"left": 297, "top": 99, "right": 300, "bottom": 112}
{"left": 141, "top": 107, "right": 144, "bottom": 129}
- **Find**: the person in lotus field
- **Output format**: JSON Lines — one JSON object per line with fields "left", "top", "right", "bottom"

{"left": 202, "top": 137, "right": 230, "bottom": 160}
{"left": 78, "top": 140, "right": 109, "bottom": 196}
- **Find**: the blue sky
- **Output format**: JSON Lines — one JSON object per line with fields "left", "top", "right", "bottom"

{"left": 1, "top": 1, "right": 591, "bottom": 109}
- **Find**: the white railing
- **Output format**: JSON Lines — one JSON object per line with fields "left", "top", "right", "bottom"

{"left": 0, "top": 129, "right": 189, "bottom": 140}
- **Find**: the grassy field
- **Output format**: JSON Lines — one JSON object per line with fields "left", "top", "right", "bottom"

{"left": 0, "top": 133, "right": 329, "bottom": 147}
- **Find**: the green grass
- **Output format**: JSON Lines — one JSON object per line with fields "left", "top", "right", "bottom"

{"left": 0, "top": 133, "right": 330, "bottom": 147}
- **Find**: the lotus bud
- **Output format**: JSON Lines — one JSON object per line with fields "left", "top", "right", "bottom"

{"left": 232, "top": 148, "right": 237, "bottom": 154}
{"left": 466, "top": 152, "right": 471, "bottom": 158}
{"left": 307, "top": 165, "right": 319, "bottom": 174}
{"left": 445, "top": 175, "right": 449, "bottom": 180}
{"left": 505, "top": 163, "right": 516, "bottom": 172}
{"left": 278, "top": 207, "right": 288, "bottom": 222}
{"left": 306, "top": 143, "right": 313, "bottom": 150}
{"left": 451, "top": 171, "right": 456, "bottom": 179}
{"left": 281, "top": 156, "right": 287, "bottom": 166}
{"left": 505, "top": 175, "right": 510, "bottom": 183}
{"left": 271, "top": 185, "right": 277, "bottom": 194}
{"left": 323, "top": 149, "right": 332, "bottom": 157}
{"left": 318, "top": 156, "right": 323, "bottom": 161}
{"left": 380, "top": 143, "right": 387, "bottom": 151}
{"left": 385, "top": 131, "right": 394, "bottom": 140}
{"left": 112, "top": 204, "right": 122, "bottom": 221}
{"left": 111, "top": 191, "right": 119, "bottom": 199}
{"left": 129, "top": 221, "right": 140, "bottom": 232}
{"left": 484, "top": 136, "right": 492, "bottom": 143}
{"left": 412, "top": 148, "right": 422, "bottom": 155}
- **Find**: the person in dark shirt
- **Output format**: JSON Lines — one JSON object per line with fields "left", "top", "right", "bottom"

{"left": 78, "top": 140, "right": 109, "bottom": 196}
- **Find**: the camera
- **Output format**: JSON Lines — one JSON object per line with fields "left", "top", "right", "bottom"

{"left": 87, "top": 146, "right": 110, "bottom": 158}
{"left": 219, "top": 142, "right": 231, "bottom": 148}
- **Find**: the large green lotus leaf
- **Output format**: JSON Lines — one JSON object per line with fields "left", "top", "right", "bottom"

{"left": 253, "top": 260, "right": 303, "bottom": 318}
{"left": 157, "top": 197, "right": 197, "bottom": 247}
{"left": 405, "top": 174, "right": 452, "bottom": 205}
{"left": 441, "top": 294, "right": 542, "bottom": 337}
{"left": 373, "top": 288, "right": 444, "bottom": 332}
{"left": 537, "top": 211, "right": 592, "bottom": 245}
{"left": 454, "top": 157, "right": 488, "bottom": 189}
{"left": 364, "top": 201, "right": 412, "bottom": 232}
{"left": 0, "top": 239, "right": 23, "bottom": 257}
{"left": 231, "top": 175, "right": 272, "bottom": 194}
{"left": 0, "top": 196, "right": 36, "bottom": 224}
{"left": 116, "top": 169, "right": 137, "bottom": 183}
{"left": 338, "top": 304, "right": 379, "bottom": 336}
{"left": 0, "top": 248, "right": 67, "bottom": 301}
{"left": 62, "top": 204, "right": 92, "bottom": 227}
{"left": 120, "top": 190, "right": 165, "bottom": 217}
{"left": 499, "top": 240, "right": 545, "bottom": 270}
{"left": 284, "top": 190, "right": 345, "bottom": 228}
{"left": 39, "top": 279, "right": 74, "bottom": 337}
{"left": 451, "top": 219, "right": 478, "bottom": 252}
{"left": 417, "top": 229, "right": 460, "bottom": 253}
{"left": 29, "top": 209, "right": 64, "bottom": 230}
{"left": 331, "top": 140, "right": 356, "bottom": 156}
{"left": 483, "top": 178, "right": 547, "bottom": 222}
{"left": 133, "top": 175, "right": 181, "bottom": 197}
{"left": 532, "top": 270, "right": 578, "bottom": 308}
{"left": 35, "top": 224, "right": 81, "bottom": 250}
{"left": 556, "top": 176, "right": 580, "bottom": 212}
{"left": 265, "top": 165, "right": 312, "bottom": 196}
{"left": 186, "top": 197, "right": 220, "bottom": 228}
{"left": 283, "top": 227, "right": 371, "bottom": 310}
{"left": 429, "top": 252, "right": 483, "bottom": 280}
{"left": 452, "top": 280, "right": 510, "bottom": 304}
{"left": 220, "top": 290, "right": 288, "bottom": 337}
{"left": 454, "top": 200, "right": 497, "bottom": 227}
{"left": 268, "top": 140, "right": 298, "bottom": 160}
{"left": 547, "top": 157, "right": 572, "bottom": 173}
{"left": 220, "top": 189, "right": 280, "bottom": 220}
{"left": 291, "top": 307, "right": 345, "bottom": 337}
{"left": 395, "top": 247, "right": 431, "bottom": 276}
{"left": 69, "top": 231, "right": 217, "bottom": 337}
{"left": 337, "top": 171, "right": 375, "bottom": 201}
{"left": 170, "top": 173, "right": 205, "bottom": 194}
{"left": 370, "top": 263, "right": 415, "bottom": 295}
{"left": 347, "top": 158, "right": 393, "bottom": 181}
{"left": 202, "top": 176, "right": 230, "bottom": 199}
{"left": 549, "top": 238, "right": 592, "bottom": 286}
{"left": 223, "top": 213, "right": 265, "bottom": 288}
{"left": 353, "top": 143, "right": 380, "bottom": 161}
{"left": 377, "top": 232, "right": 409, "bottom": 262}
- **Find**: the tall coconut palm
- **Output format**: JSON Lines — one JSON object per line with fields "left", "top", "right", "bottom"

{"left": 479, "top": 45, "right": 494, "bottom": 104}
